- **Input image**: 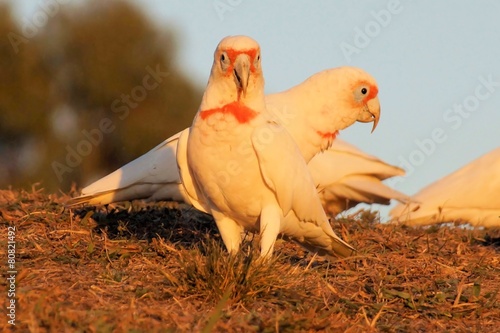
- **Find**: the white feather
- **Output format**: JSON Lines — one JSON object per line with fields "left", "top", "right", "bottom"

{"left": 309, "top": 139, "right": 409, "bottom": 215}
{"left": 67, "top": 132, "right": 187, "bottom": 206}
{"left": 390, "top": 148, "right": 500, "bottom": 227}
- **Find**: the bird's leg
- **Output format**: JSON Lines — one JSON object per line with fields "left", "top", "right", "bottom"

{"left": 212, "top": 211, "right": 243, "bottom": 255}
{"left": 259, "top": 205, "right": 282, "bottom": 258}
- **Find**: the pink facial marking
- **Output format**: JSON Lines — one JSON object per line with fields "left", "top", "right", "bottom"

{"left": 222, "top": 47, "right": 259, "bottom": 75}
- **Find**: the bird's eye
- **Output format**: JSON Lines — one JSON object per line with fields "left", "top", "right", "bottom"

{"left": 253, "top": 54, "right": 261, "bottom": 69}
{"left": 361, "top": 87, "right": 368, "bottom": 95}
{"left": 220, "top": 52, "right": 229, "bottom": 70}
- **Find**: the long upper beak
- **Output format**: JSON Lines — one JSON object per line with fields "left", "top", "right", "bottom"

{"left": 357, "top": 96, "right": 380, "bottom": 133}
{"left": 233, "top": 54, "right": 250, "bottom": 97}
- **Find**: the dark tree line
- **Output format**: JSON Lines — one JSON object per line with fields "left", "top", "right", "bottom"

{"left": 0, "top": 1, "right": 201, "bottom": 190}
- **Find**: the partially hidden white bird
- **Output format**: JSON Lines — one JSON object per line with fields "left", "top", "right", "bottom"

{"left": 390, "top": 148, "right": 500, "bottom": 227}
{"left": 67, "top": 66, "right": 401, "bottom": 214}
{"left": 183, "top": 35, "right": 357, "bottom": 258}
{"left": 309, "top": 140, "right": 409, "bottom": 215}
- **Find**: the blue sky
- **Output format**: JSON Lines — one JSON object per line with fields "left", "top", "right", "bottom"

{"left": 10, "top": 1, "right": 500, "bottom": 217}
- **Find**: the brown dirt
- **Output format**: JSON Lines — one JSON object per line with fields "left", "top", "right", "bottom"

{"left": 1, "top": 186, "right": 499, "bottom": 332}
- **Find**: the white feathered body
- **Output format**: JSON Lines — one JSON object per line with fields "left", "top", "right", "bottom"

{"left": 187, "top": 113, "right": 268, "bottom": 231}
{"left": 186, "top": 110, "right": 354, "bottom": 257}
{"left": 183, "top": 35, "right": 356, "bottom": 257}
{"left": 390, "top": 148, "right": 500, "bottom": 227}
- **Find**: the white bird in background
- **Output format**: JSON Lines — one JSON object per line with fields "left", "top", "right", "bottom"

{"left": 263, "top": 66, "right": 379, "bottom": 163}
{"left": 184, "top": 35, "right": 356, "bottom": 258}
{"left": 309, "top": 139, "right": 409, "bottom": 216}
{"left": 390, "top": 148, "right": 500, "bottom": 227}
{"left": 67, "top": 66, "right": 402, "bottom": 214}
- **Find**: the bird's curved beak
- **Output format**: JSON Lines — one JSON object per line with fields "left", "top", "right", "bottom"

{"left": 357, "top": 96, "right": 380, "bottom": 133}
{"left": 233, "top": 54, "right": 250, "bottom": 97}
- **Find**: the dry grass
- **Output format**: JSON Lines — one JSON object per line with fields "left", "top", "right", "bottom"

{"left": 1, "top": 186, "right": 499, "bottom": 332}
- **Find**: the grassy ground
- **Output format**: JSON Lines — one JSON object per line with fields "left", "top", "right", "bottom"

{"left": 1, "top": 186, "right": 499, "bottom": 332}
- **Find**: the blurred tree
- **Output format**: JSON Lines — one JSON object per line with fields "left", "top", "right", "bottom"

{"left": 0, "top": 4, "right": 53, "bottom": 188}
{"left": 0, "top": 5, "right": 52, "bottom": 139}
{"left": 0, "top": 1, "right": 201, "bottom": 191}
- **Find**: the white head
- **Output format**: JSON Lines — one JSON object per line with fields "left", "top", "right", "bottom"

{"left": 203, "top": 35, "right": 265, "bottom": 110}
{"left": 314, "top": 66, "right": 381, "bottom": 132}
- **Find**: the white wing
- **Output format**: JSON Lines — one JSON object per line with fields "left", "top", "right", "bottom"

{"left": 308, "top": 139, "right": 409, "bottom": 215}
{"left": 176, "top": 127, "right": 210, "bottom": 214}
{"left": 251, "top": 122, "right": 355, "bottom": 257}
{"left": 390, "top": 148, "right": 500, "bottom": 227}
{"left": 66, "top": 131, "right": 187, "bottom": 206}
